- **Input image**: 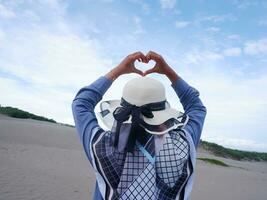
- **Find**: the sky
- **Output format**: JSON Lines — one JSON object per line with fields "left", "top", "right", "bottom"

{"left": 0, "top": 0, "right": 267, "bottom": 152}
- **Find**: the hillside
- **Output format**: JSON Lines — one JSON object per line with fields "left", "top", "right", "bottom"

{"left": 0, "top": 106, "right": 56, "bottom": 123}
{"left": 199, "top": 140, "right": 267, "bottom": 161}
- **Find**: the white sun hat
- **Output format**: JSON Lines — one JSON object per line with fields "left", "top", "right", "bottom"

{"left": 97, "top": 76, "right": 188, "bottom": 135}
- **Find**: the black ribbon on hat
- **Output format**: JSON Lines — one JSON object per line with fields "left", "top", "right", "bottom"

{"left": 112, "top": 98, "right": 166, "bottom": 153}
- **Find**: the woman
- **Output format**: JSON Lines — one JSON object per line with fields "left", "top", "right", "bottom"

{"left": 72, "top": 51, "right": 207, "bottom": 200}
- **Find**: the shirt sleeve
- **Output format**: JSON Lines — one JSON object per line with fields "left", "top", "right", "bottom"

{"left": 171, "top": 78, "right": 207, "bottom": 148}
{"left": 71, "top": 76, "right": 113, "bottom": 164}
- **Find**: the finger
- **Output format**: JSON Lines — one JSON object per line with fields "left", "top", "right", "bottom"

{"left": 137, "top": 52, "right": 147, "bottom": 63}
{"left": 147, "top": 51, "right": 159, "bottom": 60}
{"left": 132, "top": 51, "right": 143, "bottom": 57}
{"left": 133, "top": 51, "right": 147, "bottom": 63}
{"left": 144, "top": 68, "right": 156, "bottom": 76}
{"left": 146, "top": 51, "right": 161, "bottom": 61}
{"left": 149, "top": 50, "right": 161, "bottom": 57}
{"left": 133, "top": 68, "right": 144, "bottom": 76}
{"left": 141, "top": 53, "right": 148, "bottom": 63}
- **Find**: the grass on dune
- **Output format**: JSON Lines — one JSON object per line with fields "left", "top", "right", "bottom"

{"left": 199, "top": 140, "right": 267, "bottom": 162}
{"left": 197, "top": 157, "right": 229, "bottom": 167}
{"left": 0, "top": 106, "right": 57, "bottom": 123}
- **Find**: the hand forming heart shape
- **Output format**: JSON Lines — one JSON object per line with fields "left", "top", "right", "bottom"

{"left": 106, "top": 51, "right": 175, "bottom": 81}
{"left": 141, "top": 51, "right": 169, "bottom": 76}
{"left": 120, "top": 51, "right": 171, "bottom": 76}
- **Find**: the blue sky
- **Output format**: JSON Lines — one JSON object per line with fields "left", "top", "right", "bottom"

{"left": 0, "top": 0, "right": 267, "bottom": 152}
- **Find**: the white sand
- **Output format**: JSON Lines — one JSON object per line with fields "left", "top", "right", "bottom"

{"left": 192, "top": 150, "right": 267, "bottom": 199}
{"left": 1, "top": 114, "right": 267, "bottom": 200}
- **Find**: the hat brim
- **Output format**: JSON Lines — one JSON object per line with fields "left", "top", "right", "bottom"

{"left": 97, "top": 100, "right": 189, "bottom": 135}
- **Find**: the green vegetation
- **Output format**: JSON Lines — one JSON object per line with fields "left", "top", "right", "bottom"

{"left": 197, "top": 157, "right": 229, "bottom": 167}
{"left": 0, "top": 106, "right": 56, "bottom": 123}
{"left": 199, "top": 140, "right": 267, "bottom": 161}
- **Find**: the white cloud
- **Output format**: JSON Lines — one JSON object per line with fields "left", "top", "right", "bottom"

{"left": 0, "top": 29, "right": 145, "bottom": 124}
{"left": 198, "top": 14, "right": 237, "bottom": 23}
{"left": 227, "top": 34, "right": 241, "bottom": 40}
{"left": 133, "top": 16, "right": 146, "bottom": 34}
{"left": 0, "top": 28, "right": 5, "bottom": 42}
{"left": 233, "top": 0, "right": 259, "bottom": 9}
{"left": 0, "top": 28, "right": 113, "bottom": 123}
{"left": 22, "top": 10, "right": 41, "bottom": 22}
{"left": 177, "top": 64, "right": 267, "bottom": 152}
{"left": 206, "top": 27, "right": 220, "bottom": 32}
{"left": 179, "top": 14, "right": 236, "bottom": 31}
{"left": 160, "top": 0, "right": 176, "bottom": 9}
{"left": 128, "top": 0, "right": 150, "bottom": 13}
{"left": 0, "top": 3, "right": 16, "bottom": 18}
{"left": 0, "top": 30, "right": 111, "bottom": 88}
{"left": 0, "top": 0, "right": 114, "bottom": 124}
{"left": 173, "top": 9, "right": 181, "bottom": 15}
{"left": 244, "top": 38, "right": 267, "bottom": 56}
{"left": 183, "top": 51, "right": 223, "bottom": 64}
{"left": 223, "top": 47, "right": 241, "bottom": 57}
{"left": 258, "top": 19, "right": 267, "bottom": 26}
{"left": 0, "top": 76, "right": 74, "bottom": 124}
{"left": 165, "top": 46, "right": 267, "bottom": 152}
{"left": 175, "top": 20, "right": 190, "bottom": 28}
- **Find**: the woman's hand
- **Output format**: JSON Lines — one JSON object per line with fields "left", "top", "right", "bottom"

{"left": 144, "top": 51, "right": 179, "bottom": 83}
{"left": 106, "top": 52, "right": 147, "bottom": 81}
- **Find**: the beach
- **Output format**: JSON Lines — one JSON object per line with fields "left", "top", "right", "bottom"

{"left": 1, "top": 114, "right": 266, "bottom": 200}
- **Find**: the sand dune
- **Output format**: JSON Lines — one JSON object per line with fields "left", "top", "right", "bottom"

{"left": 1, "top": 114, "right": 266, "bottom": 200}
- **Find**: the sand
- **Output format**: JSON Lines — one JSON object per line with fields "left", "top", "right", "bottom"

{"left": 1, "top": 114, "right": 267, "bottom": 200}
